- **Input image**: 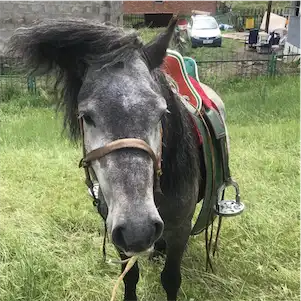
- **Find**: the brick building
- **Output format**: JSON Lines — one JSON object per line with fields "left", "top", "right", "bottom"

{"left": 123, "top": 1, "right": 217, "bottom": 15}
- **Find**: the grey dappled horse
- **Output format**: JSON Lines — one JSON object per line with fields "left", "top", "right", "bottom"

{"left": 7, "top": 18, "right": 207, "bottom": 301}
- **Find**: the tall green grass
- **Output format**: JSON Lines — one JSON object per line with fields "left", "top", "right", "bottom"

{"left": 0, "top": 76, "right": 299, "bottom": 301}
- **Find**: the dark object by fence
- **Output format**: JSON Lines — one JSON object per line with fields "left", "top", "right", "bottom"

{"left": 144, "top": 13, "right": 173, "bottom": 27}
{"left": 123, "top": 13, "right": 173, "bottom": 28}
{"left": 245, "top": 29, "right": 259, "bottom": 49}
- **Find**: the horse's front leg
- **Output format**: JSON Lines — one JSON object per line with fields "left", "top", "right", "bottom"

{"left": 118, "top": 251, "right": 140, "bottom": 301}
{"left": 161, "top": 224, "right": 190, "bottom": 301}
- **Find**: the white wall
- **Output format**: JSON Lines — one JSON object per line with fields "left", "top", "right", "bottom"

{"left": 283, "top": 41, "right": 300, "bottom": 62}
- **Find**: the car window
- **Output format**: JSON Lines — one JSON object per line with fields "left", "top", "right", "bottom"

{"left": 193, "top": 18, "right": 218, "bottom": 30}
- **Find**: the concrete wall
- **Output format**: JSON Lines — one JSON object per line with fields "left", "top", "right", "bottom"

{"left": 287, "top": 15, "right": 300, "bottom": 48}
{"left": 283, "top": 39, "right": 300, "bottom": 63}
{"left": 0, "top": 1, "right": 123, "bottom": 24}
{"left": 110, "top": 0, "right": 123, "bottom": 25}
{"left": 0, "top": 1, "right": 123, "bottom": 54}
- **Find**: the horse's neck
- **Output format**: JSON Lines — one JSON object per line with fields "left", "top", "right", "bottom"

{"left": 160, "top": 85, "right": 201, "bottom": 195}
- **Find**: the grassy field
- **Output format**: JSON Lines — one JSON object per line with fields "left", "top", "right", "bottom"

{"left": 0, "top": 74, "right": 299, "bottom": 301}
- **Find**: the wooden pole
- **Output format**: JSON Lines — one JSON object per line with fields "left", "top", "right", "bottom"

{"left": 265, "top": 1, "right": 272, "bottom": 32}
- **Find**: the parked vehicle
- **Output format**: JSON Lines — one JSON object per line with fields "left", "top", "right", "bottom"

{"left": 187, "top": 15, "right": 222, "bottom": 47}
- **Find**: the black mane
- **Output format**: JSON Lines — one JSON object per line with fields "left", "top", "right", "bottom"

{"left": 152, "top": 70, "right": 200, "bottom": 195}
{"left": 6, "top": 18, "right": 143, "bottom": 140}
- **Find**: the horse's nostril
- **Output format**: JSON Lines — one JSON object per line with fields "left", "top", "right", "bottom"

{"left": 112, "top": 225, "right": 126, "bottom": 250}
{"left": 153, "top": 220, "right": 164, "bottom": 241}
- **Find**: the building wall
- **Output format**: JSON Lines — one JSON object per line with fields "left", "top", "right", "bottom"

{"left": 283, "top": 41, "right": 301, "bottom": 58}
{"left": 123, "top": 1, "right": 217, "bottom": 15}
{"left": 0, "top": 1, "right": 123, "bottom": 24}
{"left": 110, "top": 1, "right": 124, "bottom": 25}
{"left": 287, "top": 15, "right": 300, "bottom": 48}
{"left": 0, "top": 1, "right": 123, "bottom": 54}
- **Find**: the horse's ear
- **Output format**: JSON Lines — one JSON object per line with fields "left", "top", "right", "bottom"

{"left": 142, "top": 16, "right": 178, "bottom": 70}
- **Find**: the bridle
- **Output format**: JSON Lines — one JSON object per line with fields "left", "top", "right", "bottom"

{"left": 78, "top": 117, "right": 163, "bottom": 220}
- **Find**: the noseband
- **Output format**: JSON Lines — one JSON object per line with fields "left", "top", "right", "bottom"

{"left": 78, "top": 118, "right": 163, "bottom": 219}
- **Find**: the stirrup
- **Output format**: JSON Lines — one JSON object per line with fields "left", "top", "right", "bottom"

{"left": 88, "top": 182, "right": 99, "bottom": 198}
{"left": 214, "top": 178, "right": 245, "bottom": 217}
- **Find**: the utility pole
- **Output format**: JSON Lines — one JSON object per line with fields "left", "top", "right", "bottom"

{"left": 265, "top": 1, "right": 273, "bottom": 32}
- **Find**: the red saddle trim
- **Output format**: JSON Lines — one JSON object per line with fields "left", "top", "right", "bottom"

{"left": 188, "top": 76, "right": 219, "bottom": 112}
{"left": 162, "top": 54, "right": 220, "bottom": 146}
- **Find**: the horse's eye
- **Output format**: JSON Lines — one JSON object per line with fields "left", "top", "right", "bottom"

{"left": 114, "top": 61, "right": 124, "bottom": 69}
{"left": 83, "top": 115, "right": 95, "bottom": 126}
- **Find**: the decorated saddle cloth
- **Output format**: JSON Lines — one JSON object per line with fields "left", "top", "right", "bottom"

{"left": 161, "top": 49, "right": 231, "bottom": 235}
{"left": 162, "top": 49, "right": 229, "bottom": 148}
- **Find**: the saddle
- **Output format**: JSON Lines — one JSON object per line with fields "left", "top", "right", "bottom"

{"left": 161, "top": 49, "right": 244, "bottom": 235}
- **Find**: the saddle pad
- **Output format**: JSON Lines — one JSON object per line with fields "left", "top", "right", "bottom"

{"left": 184, "top": 56, "right": 200, "bottom": 82}
{"left": 162, "top": 52, "right": 202, "bottom": 110}
{"left": 162, "top": 50, "right": 220, "bottom": 113}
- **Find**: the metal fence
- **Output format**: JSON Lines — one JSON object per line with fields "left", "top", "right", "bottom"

{"left": 0, "top": 52, "right": 299, "bottom": 101}
{"left": 123, "top": 14, "right": 145, "bottom": 28}
{"left": 197, "top": 55, "right": 301, "bottom": 83}
{"left": 196, "top": 53, "right": 300, "bottom": 82}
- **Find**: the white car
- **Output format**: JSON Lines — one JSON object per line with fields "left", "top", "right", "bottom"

{"left": 187, "top": 15, "right": 222, "bottom": 47}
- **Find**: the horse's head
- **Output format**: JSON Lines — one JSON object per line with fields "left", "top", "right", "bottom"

{"left": 78, "top": 26, "right": 177, "bottom": 255}
{"left": 79, "top": 58, "right": 165, "bottom": 254}
{"left": 7, "top": 18, "right": 177, "bottom": 255}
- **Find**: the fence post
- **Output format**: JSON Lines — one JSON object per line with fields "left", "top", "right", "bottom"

{"left": 27, "top": 76, "right": 36, "bottom": 93}
{"left": 268, "top": 54, "right": 277, "bottom": 76}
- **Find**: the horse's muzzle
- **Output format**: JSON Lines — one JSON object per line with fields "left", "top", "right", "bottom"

{"left": 112, "top": 218, "right": 164, "bottom": 254}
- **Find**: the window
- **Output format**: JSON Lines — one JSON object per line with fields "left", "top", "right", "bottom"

{"left": 193, "top": 18, "right": 218, "bottom": 30}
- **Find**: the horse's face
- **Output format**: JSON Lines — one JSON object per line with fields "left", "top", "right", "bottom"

{"left": 78, "top": 53, "right": 166, "bottom": 255}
